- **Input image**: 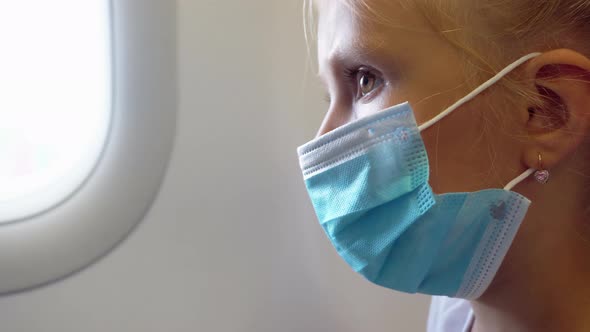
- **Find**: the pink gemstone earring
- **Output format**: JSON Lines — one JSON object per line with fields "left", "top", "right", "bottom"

{"left": 534, "top": 153, "right": 550, "bottom": 184}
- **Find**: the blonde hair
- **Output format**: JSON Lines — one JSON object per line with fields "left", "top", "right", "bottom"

{"left": 413, "top": 0, "right": 590, "bottom": 131}
{"left": 305, "top": 0, "right": 590, "bottom": 101}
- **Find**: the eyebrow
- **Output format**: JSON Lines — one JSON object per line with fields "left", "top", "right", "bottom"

{"left": 332, "top": 37, "right": 392, "bottom": 67}
{"left": 315, "top": 32, "right": 395, "bottom": 84}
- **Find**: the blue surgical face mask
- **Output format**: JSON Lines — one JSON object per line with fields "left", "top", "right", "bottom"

{"left": 297, "top": 53, "right": 541, "bottom": 299}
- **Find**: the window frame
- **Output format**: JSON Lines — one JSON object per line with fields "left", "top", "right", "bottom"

{"left": 0, "top": 0, "right": 177, "bottom": 294}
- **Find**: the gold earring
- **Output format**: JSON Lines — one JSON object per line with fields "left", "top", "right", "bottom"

{"left": 533, "top": 153, "right": 550, "bottom": 184}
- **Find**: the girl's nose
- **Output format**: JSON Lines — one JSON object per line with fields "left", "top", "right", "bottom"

{"left": 316, "top": 103, "right": 352, "bottom": 137}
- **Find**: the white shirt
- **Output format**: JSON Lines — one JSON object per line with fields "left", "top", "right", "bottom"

{"left": 427, "top": 296, "right": 475, "bottom": 332}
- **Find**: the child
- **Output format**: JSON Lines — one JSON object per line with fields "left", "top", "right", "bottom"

{"left": 298, "top": 1, "right": 590, "bottom": 331}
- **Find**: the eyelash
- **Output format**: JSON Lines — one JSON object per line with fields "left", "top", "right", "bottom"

{"left": 343, "top": 66, "right": 382, "bottom": 100}
{"left": 343, "top": 67, "right": 359, "bottom": 80}
{"left": 321, "top": 67, "right": 383, "bottom": 105}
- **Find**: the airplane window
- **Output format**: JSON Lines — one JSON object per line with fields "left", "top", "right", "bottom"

{"left": 0, "top": 0, "right": 112, "bottom": 223}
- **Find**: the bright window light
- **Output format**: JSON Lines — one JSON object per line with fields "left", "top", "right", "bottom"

{"left": 0, "top": 0, "right": 112, "bottom": 222}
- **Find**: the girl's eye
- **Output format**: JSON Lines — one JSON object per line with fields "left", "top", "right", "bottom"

{"left": 358, "top": 72, "right": 377, "bottom": 96}
{"left": 347, "top": 68, "right": 383, "bottom": 99}
{"left": 342, "top": 67, "right": 384, "bottom": 101}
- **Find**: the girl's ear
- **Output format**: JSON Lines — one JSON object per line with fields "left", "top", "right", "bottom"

{"left": 520, "top": 49, "right": 590, "bottom": 170}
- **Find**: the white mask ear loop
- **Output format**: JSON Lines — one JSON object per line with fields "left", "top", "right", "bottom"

{"left": 418, "top": 52, "right": 542, "bottom": 132}
{"left": 415, "top": 52, "right": 542, "bottom": 192}
{"left": 504, "top": 168, "right": 535, "bottom": 191}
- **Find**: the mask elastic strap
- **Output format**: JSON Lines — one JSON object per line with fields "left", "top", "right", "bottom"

{"left": 504, "top": 168, "right": 535, "bottom": 191}
{"left": 415, "top": 52, "right": 542, "bottom": 192}
{"left": 418, "top": 52, "right": 542, "bottom": 132}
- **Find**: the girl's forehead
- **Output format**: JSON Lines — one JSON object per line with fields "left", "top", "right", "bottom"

{"left": 316, "top": 0, "right": 432, "bottom": 42}
{"left": 315, "top": 0, "right": 439, "bottom": 66}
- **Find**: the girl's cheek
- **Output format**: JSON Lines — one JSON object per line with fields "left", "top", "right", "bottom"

{"left": 352, "top": 85, "right": 395, "bottom": 118}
